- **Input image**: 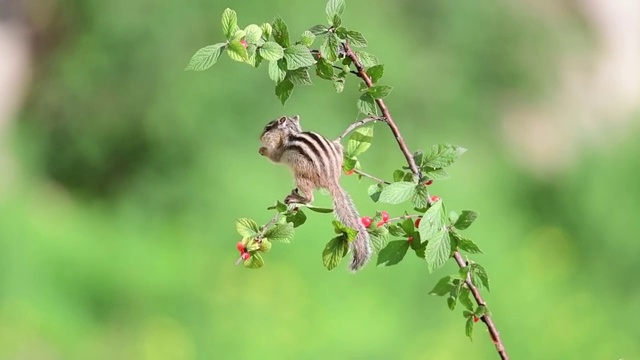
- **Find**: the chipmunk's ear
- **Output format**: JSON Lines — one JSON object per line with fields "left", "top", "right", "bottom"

{"left": 290, "top": 115, "right": 300, "bottom": 125}
{"left": 277, "top": 116, "right": 288, "bottom": 125}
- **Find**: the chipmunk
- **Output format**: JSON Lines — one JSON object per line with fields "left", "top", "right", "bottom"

{"left": 258, "top": 115, "right": 372, "bottom": 272}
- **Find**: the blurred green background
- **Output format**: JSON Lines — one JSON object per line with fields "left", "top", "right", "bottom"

{"left": 1, "top": 0, "right": 640, "bottom": 359}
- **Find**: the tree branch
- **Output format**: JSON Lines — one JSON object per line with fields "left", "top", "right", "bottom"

{"left": 343, "top": 42, "right": 509, "bottom": 360}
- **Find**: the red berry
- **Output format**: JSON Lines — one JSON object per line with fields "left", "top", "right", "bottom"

{"left": 376, "top": 221, "right": 385, "bottom": 228}
{"left": 381, "top": 211, "right": 389, "bottom": 223}
{"left": 345, "top": 169, "right": 355, "bottom": 175}
{"left": 241, "top": 252, "right": 251, "bottom": 261}
{"left": 361, "top": 216, "right": 373, "bottom": 228}
{"left": 473, "top": 316, "right": 479, "bottom": 323}
{"left": 430, "top": 195, "right": 441, "bottom": 203}
{"left": 424, "top": 179, "right": 433, "bottom": 186}
{"left": 240, "top": 40, "right": 248, "bottom": 48}
{"left": 407, "top": 236, "right": 414, "bottom": 243}
{"left": 236, "top": 241, "right": 245, "bottom": 253}
{"left": 414, "top": 218, "right": 421, "bottom": 228}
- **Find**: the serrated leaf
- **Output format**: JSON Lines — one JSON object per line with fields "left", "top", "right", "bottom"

{"left": 275, "top": 79, "right": 294, "bottom": 105}
{"left": 454, "top": 210, "right": 478, "bottom": 230}
{"left": 236, "top": 218, "right": 259, "bottom": 237}
{"left": 221, "top": 8, "right": 239, "bottom": 40}
{"left": 264, "top": 223, "right": 294, "bottom": 243}
{"left": 342, "top": 156, "right": 357, "bottom": 172}
{"left": 321, "top": 33, "right": 340, "bottom": 62}
{"left": 260, "top": 23, "right": 273, "bottom": 40}
{"left": 287, "top": 68, "right": 313, "bottom": 86}
{"left": 231, "top": 29, "right": 246, "bottom": 42}
{"left": 268, "top": 59, "right": 287, "bottom": 83}
{"left": 448, "top": 279, "right": 462, "bottom": 310}
{"left": 429, "top": 275, "right": 455, "bottom": 296}
{"left": 392, "top": 170, "right": 404, "bottom": 182}
{"left": 471, "top": 263, "right": 490, "bottom": 291}
{"left": 333, "top": 78, "right": 345, "bottom": 93}
{"left": 246, "top": 45, "right": 263, "bottom": 67}
{"left": 378, "top": 181, "right": 415, "bottom": 205}
{"left": 355, "top": 51, "right": 379, "bottom": 67}
{"left": 309, "top": 24, "right": 328, "bottom": 35}
{"left": 369, "top": 226, "right": 389, "bottom": 253}
{"left": 459, "top": 287, "right": 474, "bottom": 311}
{"left": 272, "top": 16, "right": 290, "bottom": 48}
{"left": 412, "top": 184, "right": 429, "bottom": 209}
{"left": 283, "top": 45, "right": 316, "bottom": 70}
{"left": 465, "top": 317, "right": 474, "bottom": 341}
{"left": 322, "top": 236, "right": 349, "bottom": 270}
{"left": 300, "top": 30, "right": 316, "bottom": 47}
{"left": 244, "top": 24, "right": 263, "bottom": 44}
{"left": 227, "top": 40, "right": 248, "bottom": 62}
{"left": 244, "top": 252, "right": 264, "bottom": 269}
{"left": 387, "top": 224, "right": 405, "bottom": 237}
{"left": 368, "top": 85, "right": 393, "bottom": 99}
{"left": 424, "top": 144, "right": 467, "bottom": 169}
{"left": 418, "top": 199, "right": 446, "bottom": 243}
{"left": 367, "top": 183, "right": 383, "bottom": 203}
{"left": 305, "top": 205, "right": 333, "bottom": 214}
{"left": 332, "top": 220, "right": 358, "bottom": 242}
{"left": 425, "top": 230, "right": 451, "bottom": 272}
{"left": 285, "top": 209, "right": 306, "bottom": 227}
{"left": 345, "top": 125, "right": 373, "bottom": 158}
{"left": 185, "top": 43, "right": 225, "bottom": 71}
{"left": 267, "top": 201, "right": 288, "bottom": 213}
{"left": 315, "top": 58, "right": 334, "bottom": 80}
{"left": 259, "top": 41, "right": 285, "bottom": 61}
{"left": 452, "top": 232, "right": 483, "bottom": 254}
{"left": 376, "top": 240, "right": 410, "bottom": 266}
{"left": 346, "top": 30, "right": 367, "bottom": 47}
{"left": 366, "top": 65, "right": 384, "bottom": 83}
{"left": 400, "top": 218, "right": 416, "bottom": 234}
{"left": 326, "top": 0, "right": 346, "bottom": 24}
{"left": 357, "top": 93, "right": 377, "bottom": 116}
{"left": 449, "top": 211, "right": 459, "bottom": 224}
{"left": 423, "top": 167, "right": 450, "bottom": 180}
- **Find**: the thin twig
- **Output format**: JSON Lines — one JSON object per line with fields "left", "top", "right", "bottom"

{"left": 387, "top": 214, "right": 421, "bottom": 223}
{"left": 343, "top": 42, "right": 509, "bottom": 360}
{"left": 336, "top": 116, "right": 384, "bottom": 142}
{"left": 353, "top": 169, "right": 390, "bottom": 184}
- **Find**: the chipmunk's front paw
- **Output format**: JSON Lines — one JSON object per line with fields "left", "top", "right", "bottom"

{"left": 258, "top": 147, "right": 268, "bottom": 156}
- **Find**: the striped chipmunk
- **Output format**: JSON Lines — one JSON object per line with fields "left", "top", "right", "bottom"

{"left": 258, "top": 115, "right": 372, "bottom": 272}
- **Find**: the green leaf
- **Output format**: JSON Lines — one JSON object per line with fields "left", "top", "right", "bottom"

{"left": 272, "top": 16, "right": 290, "bottom": 48}
{"left": 332, "top": 220, "right": 358, "bottom": 242}
{"left": 417, "top": 199, "right": 446, "bottom": 243}
{"left": 465, "top": 316, "right": 474, "bottom": 341}
{"left": 264, "top": 223, "right": 294, "bottom": 243}
{"left": 244, "top": 24, "right": 263, "bottom": 44}
{"left": 368, "top": 85, "right": 393, "bottom": 99}
{"left": 425, "top": 230, "right": 451, "bottom": 272}
{"left": 315, "top": 58, "right": 334, "bottom": 80}
{"left": 227, "top": 40, "right": 248, "bottom": 62}
{"left": 346, "top": 30, "right": 367, "bottom": 47}
{"left": 424, "top": 144, "right": 467, "bottom": 169}
{"left": 322, "top": 236, "right": 349, "bottom": 270}
{"left": 423, "top": 167, "right": 450, "bottom": 180}
{"left": 304, "top": 205, "right": 334, "bottom": 214}
{"left": 459, "top": 287, "right": 474, "bottom": 311}
{"left": 376, "top": 240, "right": 410, "bottom": 266}
{"left": 355, "top": 51, "right": 379, "bottom": 67}
{"left": 221, "top": 8, "right": 239, "bottom": 40}
{"left": 300, "top": 30, "right": 316, "bottom": 47}
{"left": 369, "top": 226, "right": 389, "bottom": 253}
{"left": 268, "top": 59, "right": 287, "bottom": 83}
{"left": 285, "top": 209, "right": 307, "bottom": 227}
{"left": 429, "top": 275, "right": 455, "bottom": 296}
{"left": 243, "top": 252, "right": 265, "bottom": 269}
{"left": 259, "top": 41, "right": 285, "bottom": 61}
{"left": 333, "top": 78, "right": 345, "bottom": 93}
{"left": 474, "top": 305, "right": 488, "bottom": 318}
{"left": 185, "top": 43, "right": 226, "bottom": 71}
{"left": 454, "top": 210, "right": 478, "bottom": 230}
{"left": 345, "top": 125, "right": 373, "bottom": 158}
{"left": 342, "top": 156, "right": 357, "bottom": 172}
{"left": 413, "top": 150, "right": 425, "bottom": 167}
{"left": 267, "top": 201, "right": 288, "bottom": 213}
{"left": 246, "top": 45, "right": 263, "bottom": 67}
{"left": 378, "top": 181, "right": 415, "bottom": 205}
{"left": 275, "top": 79, "right": 294, "bottom": 105}
{"left": 452, "top": 232, "right": 483, "bottom": 254}
{"left": 448, "top": 279, "right": 462, "bottom": 310}
{"left": 400, "top": 218, "right": 416, "bottom": 234}
{"left": 283, "top": 45, "right": 316, "bottom": 70}
{"left": 321, "top": 33, "right": 340, "bottom": 62}
{"left": 412, "top": 184, "right": 429, "bottom": 209}
{"left": 356, "top": 93, "right": 377, "bottom": 116}
{"left": 287, "top": 68, "right": 313, "bottom": 86}
{"left": 366, "top": 65, "right": 384, "bottom": 83}
{"left": 236, "top": 218, "right": 259, "bottom": 237}
{"left": 367, "top": 183, "right": 383, "bottom": 203}
{"left": 325, "top": 0, "right": 346, "bottom": 24}
{"left": 471, "top": 263, "right": 490, "bottom": 291}
{"left": 309, "top": 24, "right": 329, "bottom": 35}
{"left": 392, "top": 170, "right": 404, "bottom": 182}
{"left": 449, "top": 211, "right": 459, "bottom": 224}
{"left": 260, "top": 23, "right": 273, "bottom": 40}
{"left": 387, "top": 224, "right": 405, "bottom": 237}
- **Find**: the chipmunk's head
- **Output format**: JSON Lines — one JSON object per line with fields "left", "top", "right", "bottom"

{"left": 260, "top": 115, "right": 302, "bottom": 140}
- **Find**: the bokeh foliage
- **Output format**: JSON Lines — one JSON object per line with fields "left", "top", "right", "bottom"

{"left": 2, "top": 0, "right": 639, "bottom": 358}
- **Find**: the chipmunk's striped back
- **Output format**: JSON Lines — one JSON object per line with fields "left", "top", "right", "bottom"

{"left": 284, "top": 131, "right": 343, "bottom": 187}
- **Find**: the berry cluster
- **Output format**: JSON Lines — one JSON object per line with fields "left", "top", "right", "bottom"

{"left": 360, "top": 210, "right": 390, "bottom": 229}
{"left": 236, "top": 241, "right": 251, "bottom": 261}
